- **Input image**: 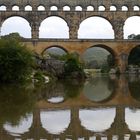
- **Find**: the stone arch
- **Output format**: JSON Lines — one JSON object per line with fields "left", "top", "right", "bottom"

{"left": 122, "top": 5, "right": 128, "bottom": 11}
{"left": 39, "top": 16, "right": 69, "bottom": 39}
{"left": 0, "top": 5, "right": 7, "bottom": 11}
{"left": 86, "top": 44, "right": 116, "bottom": 58}
{"left": 24, "top": 5, "right": 32, "bottom": 11}
{"left": 50, "top": 5, "right": 58, "bottom": 11}
{"left": 75, "top": 5, "right": 82, "bottom": 11}
{"left": 133, "top": 5, "right": 140, "bottom": 11}
{"left": 12, "top": 5, "right": 19, "bottom": 11}
{"left": 124, "top": 16, "right": 140, "bottom": 39}
{"left": 87, "top": 5, "right": 94, "bottom": 11}
{"left": 42, "top": 45, "right": 68, "bottom": 55}
{"left": 82, "top": 44, "right": 116, "bottom": 69}
{"left": 63, "top": 5, "right": 70, "bottom": 11}
{"left": 1, "top": 16, "right": 31, "bottom": 38}
{"left": 78, "top": 16, "right": 114, "bottom": 39}
{"left": 37, "top": 5, "right": 45, "bottom": 11}
{"left": 98, "top": 5, "right": 106, "bottom": 11}
{"left": 110, "top": 5, "right": 117, "bottom": 11}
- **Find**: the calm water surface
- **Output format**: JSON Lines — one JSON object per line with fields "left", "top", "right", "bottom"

{"left": 0, "top": 74, "right": 140, "bottom": 140}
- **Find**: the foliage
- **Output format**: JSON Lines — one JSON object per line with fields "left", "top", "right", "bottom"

{"left": 101, "top": 63, "right": 110, "bottom": 73}
{"left": 63, "top": 53, "right": 85, "bottom": 78}
{"left": 128, "top": 34, "right": 140, "bottom": 39}
{"left": 1, "top": 32, "right": 22, "bottom": 41}
{"left": 0, "top": 38, "right": 34, "bottom": 83}
{"left": 34, "top": 71, "right": 46, "bottom": 82}
{"left": 63, "top": 79, "right": 84, "bottom": 98}
{"left": 0, "top": 84, "right": 36, "bottom": 125}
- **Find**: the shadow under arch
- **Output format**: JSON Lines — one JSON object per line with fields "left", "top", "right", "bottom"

{"left": 128, "top": 45, "right": 140, "bottom": 66}
{"left": 78, "top": 16, "right": 115, "bottom": 39}
{"left": 1, "top": 16, "right": 31, "bottom": 38}
{"left": 123, "top": 16, "right": 140, "bottom": 39}
{"left": 39, "top": 16, "right": 69, "bottom": 39}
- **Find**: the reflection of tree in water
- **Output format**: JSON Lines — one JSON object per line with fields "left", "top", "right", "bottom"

{"left": 62, "top": 79, "right": 84, "bottom": 98}
{"left": 0, "top": 84, "right": 36, "bottom": 127}
{"left": 35, "top": 80, "right": 84, "bottom": 100}
{"left": 35, "top": 82, "right": 65, "bottom": 101}
{"left": 129, "top": 76, "right": 140, "bottom": 101}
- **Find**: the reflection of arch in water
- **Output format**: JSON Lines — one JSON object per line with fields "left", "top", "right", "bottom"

{"left": 3, "top": 113, "right": 33, "bottom": 136}
{"left": 40, "top": 110, "right": 71, "bottom": 134}
{"left": 125, "top": 108, "right": 140, "bottom": 131}
{"left": 79, "top": 108, "right": 116, "bottom": 132}
{"left": 38, "top": 81, "right": 66, "bottom": 103}
{"left": 83, "top": 76, "right": 115, "bottom": 102}
{"left": 47, "top": 96, "right": 64, "bottom": 103}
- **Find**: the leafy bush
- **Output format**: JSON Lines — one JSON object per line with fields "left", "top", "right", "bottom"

{"left": 0, "top": 39, "right": 34, "bottom": 83}
{"left": 62, "top": 53, "right": 85, "bottom": 78}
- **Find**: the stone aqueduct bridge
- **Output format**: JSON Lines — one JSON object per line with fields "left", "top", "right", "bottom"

{"left": 1, "top": 0, "right": 140, "bottom": 72}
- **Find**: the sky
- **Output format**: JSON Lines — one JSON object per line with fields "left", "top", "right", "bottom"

{"left": 1, "top": 6, "right": 140, "bottom": 39}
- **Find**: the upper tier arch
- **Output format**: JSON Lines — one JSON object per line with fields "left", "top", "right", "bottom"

{"left": 0, "top": 0, "right": 140, "bottom": 12}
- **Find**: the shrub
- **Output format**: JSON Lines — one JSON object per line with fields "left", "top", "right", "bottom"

{"left": 0, "top": 39, "right": 34, "bottom": 83}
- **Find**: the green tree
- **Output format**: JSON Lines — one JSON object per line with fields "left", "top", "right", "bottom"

{"left": 128, "top": 34, "right": 140, "bottom": 39}
{"left": 0, "top": 38, "right": 34, "bottom": 83}
{"left": 62, "top": 53, "right": 85, "bottom": 78}
{"left": 1, "top": 32, "right": 22, "bottom": 41}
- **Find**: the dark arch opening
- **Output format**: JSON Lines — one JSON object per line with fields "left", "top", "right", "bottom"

{"left": 39, "top": 16, "right": 69, "bottom": 39}
{"left": 82, "top": 45, "right": 115, "bottom": 73}
{"left": 128, "top": 45, "right": 140, "bottom": 66}
{"left": 1, "top": 16, "right": 31, "bottom": 38}
{"left": 78, "top": 16, "right": 114, "bottom": 39}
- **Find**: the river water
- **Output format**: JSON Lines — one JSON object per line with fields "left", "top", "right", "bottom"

{"left": 0, "top": 74, "right": 140, "bottom": 140}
